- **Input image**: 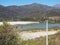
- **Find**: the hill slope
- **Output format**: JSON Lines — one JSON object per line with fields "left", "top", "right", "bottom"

{"left": 0, "top": 3, "right": 60, "bottom": 21}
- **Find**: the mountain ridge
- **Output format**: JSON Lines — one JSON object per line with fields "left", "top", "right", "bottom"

{"left": 53, "top": 4, "right": 60, "bottom": 9}
{"left": 0, "top": 3, "right": 60, "bottom": 21}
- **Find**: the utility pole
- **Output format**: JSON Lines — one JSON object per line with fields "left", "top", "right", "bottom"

{"left": 46, "top": 20, "right": 48, "bottom": 45}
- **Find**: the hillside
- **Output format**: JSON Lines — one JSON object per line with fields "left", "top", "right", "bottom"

{"left": 19, "top": 31, "right": 60, "bottom": 45}
{"left": 0, "top": 3, "right": 60, "bottom": 21}
{"left": 53, "top": 4, "right": 60, "bottom": 9}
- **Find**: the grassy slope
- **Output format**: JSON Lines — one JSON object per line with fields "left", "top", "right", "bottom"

{"left": 48, "top": 31, "right": 60, "bottom": 45}
{"left": 18, "top": 30, "right": 60, "bottom": 45}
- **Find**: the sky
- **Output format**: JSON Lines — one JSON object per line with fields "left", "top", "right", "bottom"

{"left": 0, "top": 0, "right": 60, "bottom": 6}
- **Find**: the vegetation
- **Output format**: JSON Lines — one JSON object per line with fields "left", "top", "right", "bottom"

{"left": 18, "top": 31, "right": 60, "bottom": 45}
{"left": 48, "top": 31, "right": 60, "bottom": 45}
{"left": 0, "top": 22, "right": 19, "bottom": 45}
{"left": 0, "top": 22, "right": 60, "bottom": 45}
{"left": 19, "top": 37, "right": 46, "bottom": 45}
{"left": 0, "top": 3, "right": 60, "bottom": 21}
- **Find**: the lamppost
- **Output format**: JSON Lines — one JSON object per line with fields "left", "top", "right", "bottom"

{"left": 46, "top": 19, "right": 48, "bottom": 45}
{"left": 45, "top": 16, "right": 48, "bottom": 45}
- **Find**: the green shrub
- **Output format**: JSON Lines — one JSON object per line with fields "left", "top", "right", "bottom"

{"left": 0, "top": 22, "right": 19, "bottom": 45}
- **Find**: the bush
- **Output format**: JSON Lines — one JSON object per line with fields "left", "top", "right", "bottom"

{"left": 0, "top": 22, "right": 19, "bottom": 45}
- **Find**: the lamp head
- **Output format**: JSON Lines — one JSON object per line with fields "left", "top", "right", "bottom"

{"left": 44, "top": 16, "right": 48, "bottom": 20}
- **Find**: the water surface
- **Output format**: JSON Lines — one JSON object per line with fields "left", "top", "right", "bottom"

{"left": 16, "top": 23, "right": 60, "bottom": 30}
